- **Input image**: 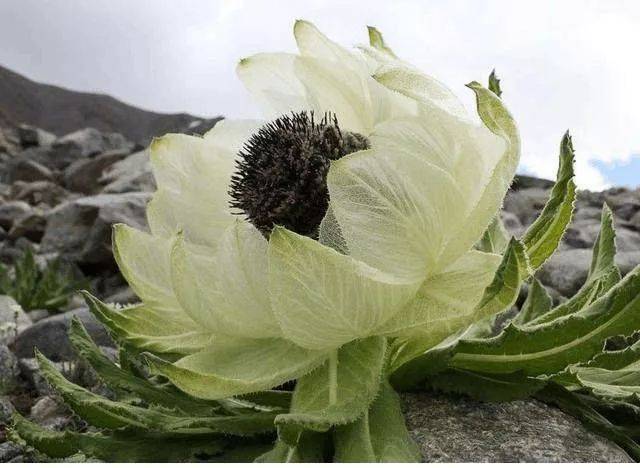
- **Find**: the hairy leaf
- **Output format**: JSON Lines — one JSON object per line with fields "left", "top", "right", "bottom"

{"left": 488, "top": 69, "right": 502, "bottom": 97}
{"left": 511, "top": 278, "right": 553, "bottom": 326}
{"left": 476, "top": 216, "right": 509, "bottom": 254}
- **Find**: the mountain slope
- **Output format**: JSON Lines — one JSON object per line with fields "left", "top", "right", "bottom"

{"left": 0, "top": 64, "right": 221, "bottom": 145}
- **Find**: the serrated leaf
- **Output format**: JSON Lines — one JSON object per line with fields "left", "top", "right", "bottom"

{"left": 511, "top": 278, "right": 553, "bottom": 326}
{"left": 476, "top": 216, "right": 509, "bottom": 254}
{"left": 68, "top": 318, "right": 219, "bottom": 415}
{"left": 389, "top": 238, "right": 527, "bottom": 388}
{"left": 276, "top": 337, "right": 386, "bottom": 446}
{"left": 35, "top": 350, "right": 279, "bottom": 436}
{"left": 488, "top": 69, "right": 502, "bottom": 97}
{"left": 334, "top": 380, "right": 421, "bottom": 462}
{"left": 254, "top": 432, "right": 329, "bottom": 463}
{"left": 427, "top": 369, "right": 545, "bottom": 402}
{"left": 10, "top": 413, "right": 226, "bottom": 462}
{"left": 522, "top": 131, "right": 576, "bottom": 272}
{"left": 449, "top": 265, "right": 640, "bottom": 376}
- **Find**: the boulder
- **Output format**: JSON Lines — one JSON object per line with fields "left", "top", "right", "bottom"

{"left": 100, "top": 149, "right": 155, "bottom": 193}
{"left": 17, "top": 125, "right": 56, "bottom": 148}
{"left": 8, "top": 211, "right": 46, "bottom": 242}
{"left": 511, "top": 174, "right": 555, "bottom": 191}
{"left": 7, "top": 158, "right": 55, "bottom": 183}
{"left": 0, "top": 296, "right": 32, "bottom": 345}
{"left": 10, "top": 306, "right": 113, "bottom": 361}
{"left": 538, "top": 249, "right": 591, "bottom": 297}
{"left": 40, "top": 192, "right": 150, "bottom": 264}
{"left": 63, "top": 148, "right": 130, "bottom": 194}
{"left": 8, "top": 180, "right": 72, "bottom": 207}
{"left": 0, "top": 344, "right": 20, "bottom": 393}
{"left": 502, "top": 188, "right": 550, "bottom": 226}
{"left": 49, "top": 128, "right": 133, "bottom": 170}
{"left": 0, "top": 200, "right": 31, "bottom": 230}
{"left": 564, "top": 219, "right": 640, "bottom": 251}
{"left": 403, "top": 392, "right": 631, "bottom": 462}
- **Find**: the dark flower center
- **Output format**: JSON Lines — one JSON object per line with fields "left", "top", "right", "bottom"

{"left": 229, "top": 111, "right": 370, "bottom": 238}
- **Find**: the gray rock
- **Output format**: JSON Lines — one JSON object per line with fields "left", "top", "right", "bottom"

{"left": 63, "top": 148, "right": 130, "bottom": 194}
{"left": 29, "top": 395, "right": 70, "bottom": 429}
{"left": 403, "top": 392, "right": 631, "bottom": 462}
{"left": 0, "top": 296, "right": 31, "bottom": 345}
{"left": 17, "top": 125, "right": 56, "bottom": 148}
{"left": 100, "top": 149, "right": 155, "bottom": 193}
{"left": 500, "top": 211, "right": 523, "bottom": 237}
{"left": 0, "top": 344, "right": 20, "bottom": 393}
{"left": 11, "top": 306, "right": 113, "bottom": 361}
{"left": 538, "top": 249, "right": 591, "bottom": 297}
{"left": 104, "top": 286, "right": 138, "bottom": 305}
{"left": 49, "top": 128, "right": 133, "bottom": 170}
{"left": 26, "top": 309, "right": 50, "bottom": 322}
{"left": 40, "top": 192, "right": 150, "bottom": 264}
{"left": 503, "top": 188, "right": 550, "bottom": 226}
{"left": 511, "top": 174, "right": 555, "bottom": 191}
{"left": 618, "top": 251, "right": 640, "bottom": 277}
{"left": 631, "top": 211, "right": 640, "bottom": 232}
{"left": 9, "top": 180, "right": 72, "bottom": 207}
{"left": 0, "top": 397, "right": 15, "bottom": 425}
{"left": 7, "top": 158, "right": 55, "bottom": 183}
{"left": 0, "top": 200, "right": 32, "bottom": 230}
{"left": 572, "top": 205, "right": 605, "bottom": 222}
{"left": 0, "top": 442, "right": 23, "bottom": 463}
{"left": 8, "top": 211, "right": 46, "bottom": 242}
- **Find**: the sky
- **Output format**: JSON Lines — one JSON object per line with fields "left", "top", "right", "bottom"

{"left": 0, "top": 0, "right": 639, "bottom": 189}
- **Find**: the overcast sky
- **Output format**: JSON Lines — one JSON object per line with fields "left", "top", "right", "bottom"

{"left": 1, "top": 0, "right": 639, "bottom": 189}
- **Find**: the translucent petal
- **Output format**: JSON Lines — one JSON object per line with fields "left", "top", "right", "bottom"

{"left": 376, "top": 250, "right": 501, "bottom": 339}
{"left": 327, "top": 147, "right": 467, "bottom": 282}
{"left": 146, "top": 337, "right": 328, "bottom": 400}
{"left": 236, "top": 53, "right": 309, "bottom": 118}
{"left": 268, "top": 227, "right": 420, "bottom": 350}
{"left": 294, "top": 20, "right": 358, "bottom": 66}
{"left": 148, "top": 120, "right": 260, "bottom": 246}
{"left": 170, "top": 221, "right": 281, "bottom": 338}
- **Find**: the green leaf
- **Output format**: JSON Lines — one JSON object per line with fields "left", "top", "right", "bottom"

{"left": 254, "top": 432, "right": 329, "bottom": 463}
{"left": 10, "top": 413, "right": 226, "bottom": 462}
{"left": 525, "top": 204, "right": 620, "bottom": 326}
{"left": 511, "top": 278, "right": 553, "bottom": 326}
{"left": 427, "top": 369, "right": 546, "bottom": 402}
{"left": 68, "top": 318, "right": 219, "bottom": 415}
{"left": 334, "top": 380, "right": 421, "bottom": 462}
{"left": 476, "top": 216, "right": 509, "bottom": 254}
{"left": 276, "top": 337, "right": 386, "bottom": 445}
{"left": 535, "top": 383, "right": 640, "bottom": 460}
{"left": 488, "top": 69, "right": 502, "bottom": 97}
{"left": 389, "top": 238, "right": 527, "bottom": 388}
{"left": 449, "top": 265, "right": 640, "bottom": 376}
{"left": 35, "top": 350, "right": 279, "bottom": 435}
{"left": 522, "top": 131, "right": 576, "bottom": 272}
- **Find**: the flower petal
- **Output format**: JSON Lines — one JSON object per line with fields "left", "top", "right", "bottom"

{"left": 327, "top": 146, "right": 467, "bottom": 281}
{"left": 146, "top": 337, "right": 327, "bottom": 400}
{"left": 170, "top": 221, "right": 281, "bottom": 338}
{"left": 375, "top": 249, "right": 502, "bottom": 339}
{"left": 268, "top": 227, "right": 419, "bottom": 350}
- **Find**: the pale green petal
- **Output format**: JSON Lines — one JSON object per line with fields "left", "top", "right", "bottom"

{"left": 148, "top": 120, "right": 260, "bottom": 246}
{"left": 236, "top": 53, "right": 309, "bottom": 118}
{"left": 374, "top": 66, "right": 468, "bottom": 119}
{"left": 170, "top": 221, "right": 281, "bottom": 338}
{"left": 146, "top": 337, "right": 328, "bottom": 400}
{"left": 112, "top": 224, "right": 181, "bottom": 315}
{"left": 85, "top": 293, "right": 212, "bottom": 355}
{"left": 294, "top": 20, "right": 358, "bottom": 65}
{"left": 327, "top": 147, "right": 467, "bottom": 281}
{"left": 375, "top": 250, "right": 502, "bottom": 339}
{"left": 268, "top": 227, "right": 419, "bottom": 350}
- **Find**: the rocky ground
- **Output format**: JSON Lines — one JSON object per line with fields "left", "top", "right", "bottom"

{"left": 0, "top": 123, "right": 638, "bottom": 461}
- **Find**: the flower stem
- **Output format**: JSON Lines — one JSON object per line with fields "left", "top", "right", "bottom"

{"left": 328, "top": 349, "right": 338, "bottom": 406}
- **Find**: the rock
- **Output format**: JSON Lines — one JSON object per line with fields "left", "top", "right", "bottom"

{"left": 573, "top": 205, "right": 605, "bottom": 222}
{"left": 500, "top": 211, "right": 523, "bottom": 237}
{"left": 7, "top": 158, "right": 55, "bottom": 183}
{"left": 63, "top": 148, "right": 130, "bottom": 194}
{"left": 9, "top": 180, "right": 72, "bottom": 207}
{"left": 0, "top": 397, "right": 15, "bottom": 426}
{"left": 11, "top": 307, "right": 113, "bottom": 361}
{"left": 403, "top": 392, "right": 631, "bottom": 462}
{"left": 563, "top": 220, "right": 640, "bottom": 252}
{"left": 0, "top": 442, "right": 23, "bottom": 463}
{"left": 0, "top": 200, "right": 32, "bottom": 230}
{"left": 29, "top": 396, "right": 70, "bottom": 429}
{"left": 604, "top": 187, "right": 640, "bottom": 220}
{"left": 503, "top": 188, "right": 550, "bottom": 226}
{"left": 40, "top": 192, "right": 150, "bottom": 265}
{"left": 100, "top": 149, "right": 155, "bottom": 193}
{"left": 617, "top": 251, "right": 640, "bottom": 277}
{"left": 0, "top": 296, "right": 32, "bottom": 345}
{"left": 538, "top": 249, "right": 591, "bottom": 297}
{"left": 0, "top": 344, "right": 20, "bottom": 393}
{"left": 511, "top": 174, "right": 555, "bottom": 191}
{"left": 8, "top": 211, "right": 46, "bottom": 242}
{"left": 104, "top": 286, "right": 138, "bottom": 305}
{"left": 631, "top": 211, "right": 640, "bottom": 232}
{"left": 17, "top": 125, "right": 56, "bottom": 148}
{"left": 26, "top": 309, "right": 50, "bottom": 322}
{"left": 49, "top": 128, "right": 133, "bottom": 170}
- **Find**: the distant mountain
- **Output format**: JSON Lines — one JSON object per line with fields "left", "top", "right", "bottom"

{"left": 0, "top": 64, "right": 222, "bottom": 145}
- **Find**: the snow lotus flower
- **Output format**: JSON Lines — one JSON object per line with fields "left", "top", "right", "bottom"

{"left": 94, "top": 20, "right": 520, "bottom": 402}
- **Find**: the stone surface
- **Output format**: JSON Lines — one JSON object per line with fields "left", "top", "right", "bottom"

{"left": 0, "top": 344, "right": 20, "bottom": 393}
{"left": 63, "top": 148, "right": 130, "bottom": 194}
{"left": 100, "top": 149, "right": 155, "bottom": 193}
{"left": 8, "top": 211, "right": 46, "bottom": 242}
{"left": 48, "top": 128, "right": 133, "bottom": 170}
{"left": 17, "top": 124, "right": 56, "bottom": 148}
{"left": 0, "top": 296, "right": 31, "bottom": 345}
{"left": 403, "top": 392, "right": 632, "bottom": 462}
{"left": 29, "top": 395, "right": 70, "bottom": 429}
{"left": 40, "top": 192, "right": 150, "bottom": 264}
{"left": 8, "top": 180, "right": 72, "bottom": 208}
{"left": 538, "top": 249, "right": 592, "bottom": 297}
{"left": 7, "top": 158, "right": 54, "bottom": 183}
{"left": 0, "top": 442, "right": 23, "bottom": 463}
{"left": 10, "top": 306, "right": 113, "bottom": 361}
{"left": 0, "top": 200, "right": 31, "bottom": 230}
{"left": 503, "top": 187, "right": 551, "bottom": 226}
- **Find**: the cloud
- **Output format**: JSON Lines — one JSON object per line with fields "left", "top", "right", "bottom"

{"left": 0, "top": 0, "right": 639, "bottom": 189}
